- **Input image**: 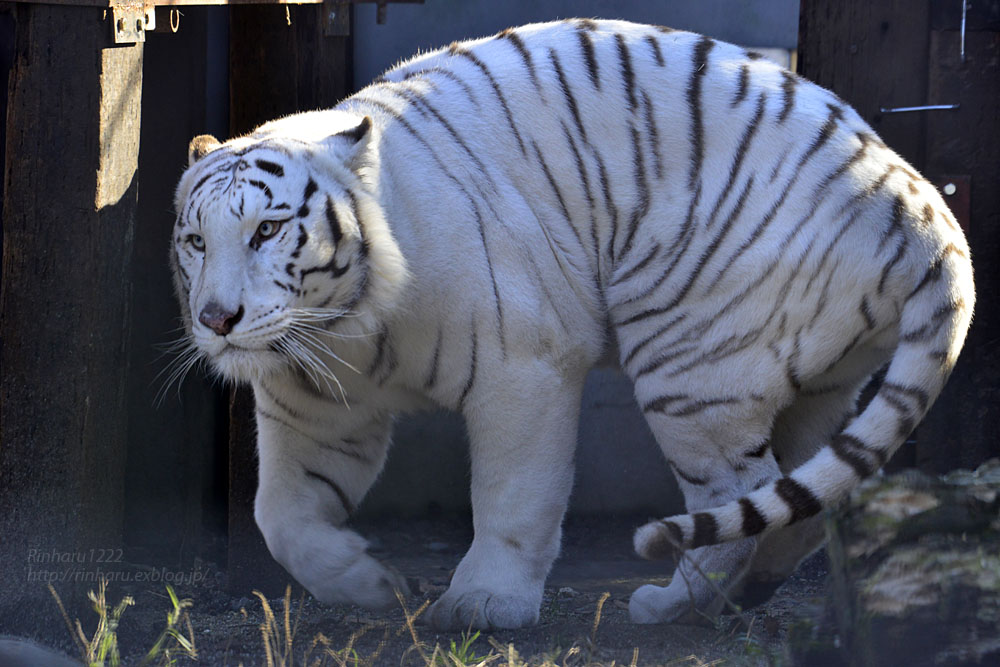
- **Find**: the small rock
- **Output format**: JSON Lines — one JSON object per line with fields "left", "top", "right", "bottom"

{"left": 557, "top": 587, "right": 579, "bottom": 597}
{"left": 231, "top": 596, "right": 251, "bottom": 612}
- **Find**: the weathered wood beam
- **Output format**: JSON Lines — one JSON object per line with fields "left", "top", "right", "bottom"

{"left": 0, "top": 3, "right": 142, "bottom": 626}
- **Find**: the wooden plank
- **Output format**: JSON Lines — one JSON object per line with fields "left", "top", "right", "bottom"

{"left": 916, "top": 25, "right": 1000, "bottom": 472}
{"left": 226, "top": 2, "right": 352, "bottom": 595}
{"left": 4, "top": 0, "right": 423, "bottom": 10}
{"left": 0, "top": 3, "right": 141, "bottom": 628}
{"left": 124, "top": 6, "right": 227, "bottom": 567}
{"left": 798, "top": 0, "right": 931, "bottom": 168}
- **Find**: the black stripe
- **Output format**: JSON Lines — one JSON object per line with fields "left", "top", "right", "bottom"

{"left": 804, "top": 208, "right": 864, "bottom": 295}
{"left": 645, "top": 33, "right": 665, "bottom": 67}
{"left": 775, "top": 477, "right": 822, "bottom": 523}
{"left": 620, "top": 185, "right": 700, "bottom": 309}
{"left": 255, "top": 159, "right": 284, "bottom": 177}
{"left": 615, "top": 125, "right": 651, "bottom": 261}
{"left": 706, "top": 92, "right": 766, "bottom": 230}
{"left": 824, "top": 331, "right": 865, "bottom": 373}
{"left": 909, "top": 244, "right": 964, "bottom": 300}
{"left": 658, "top": 175, "right": 754, "bottom": 316}
{"left": 498, "top": 28, "right": 541, "bottom": 92}
{"left": 878, "top": 237, "right": 908, "bottom": 295}
{"left": 304, "top": 468, "right": 355, "bottom": 515}
{"left": 830, "top": 433, "right": 879, "bottom": 477}
{"left": 908, "top": 256, "right": 945, "bottom": 300}
{"left": 661, "top": 520, "right": 684, "bottom": 547}
{"left": 899, "top": 299, "right": 961, "bottom": 343}
{"left": 424, "top": 327, "right": 443, "bottom": 389}
{"left": 739, "top": 498, "right": 767, "bottom": 536}
{"left": 798, "top": 104, "right": 845, "bottom": 170}
{"left": 298, "top": 178, "right": 318, "bottom": 218}
{"left": 881, "top": 381, "right": 929, "bottom": 413}
{"left": 691, "top": 513, "right": 719, "bottom": 548}
{"left": 635, "top": 345, "right": 699, "bottom": 379}
{"left": 576, "top": 27, "right": 600, "bottom": 90}
{"left": 732, "top": 63, "right": 750, "bottom": 107}
{"left": 642, "top": 394, "right": 687, "bottom": 413}
{"left": 532, "top": 141, "right": 585, "bottom": 250}
{"left": 745, "top": 442, "right": 770, "bottom": 458}
{"left": 248, "top": 179, "right": 273, "bottom": 200}
{"left": 550, "top": 49, "right": 588, "bottom": 144}
{"left": 670, "top": 397, "right": 740, "bottom": 417}
{"left": 615, "top": 33, "right": 638, "bottom": 112}
{"left": 366, "top": 329, "right": 389, "bottom": 377}
{"left": 595, "top": 152, "right": 620, "bottom": 261}
{"left": 860, "top": 296, "right": 876, "bottom": 329}
{"left": 560, "top": 122, "right": 594, "bottom": 209}
{"left": 672, "top": 463, "right": 708, "bottom": 486}
{"left": 458, "top": 325, "right": 478, "bottom": 410}
{"left": 366, "top": 327, "right": 399, "bottom": 386}
{"left": 191, "top": 172, "right": 215, "bottom": 196}
{"left": 392, "top": 87, "right": 496, "bottom": 190}
{"left": 449, "top": 45, "right": 527, "bottom": 155}
{"left": 258, "top": 409, "right": 373, "bottom": 462}
{"left": 878, "top": 387, "right": 916, "bottom": 437}
{"left": 786, "top": 329, "right": 803, "bottom": 391}
{"left": 325, "top": 197, "right": 344, "bottom": 246}
{"left": 878, "top": 195, "right": 907, "bottom": 254}
{"left": 612, "top": 242, "right": 660, "bottom": 287}
{"left": 779, "top": 70, "right": 798, "bottom": 123}
{"left": 353, "top": 96, "right": 507, "bottom": 356}
{"left": 687, "top": 36, "right": 715, "bottom": 190}
{"left": 641, "top": 91, "right": 664, "bottom": 180}
{"left": 709, "top": 105, "right": 843, "bottom": 289}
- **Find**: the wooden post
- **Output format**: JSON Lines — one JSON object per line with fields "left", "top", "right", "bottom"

{"left": 225, "top": 2, "right": 352, "bottom": 596}
{"left": 799, "top": 0, "right": 999, "bottom": 472}
{"left": 0, "top": 3, "right": 142, "bottom": 627}
{"left": 797, "top": 0, "right": 931, "bottom": 167}
{"left": 917, "top": 3, "right": 1000, "bottom": 472}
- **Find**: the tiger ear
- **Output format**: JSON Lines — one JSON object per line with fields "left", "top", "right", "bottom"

{"left": 336, "top": 115, "right": 372, "bottom": 146}
{"left": 327, "top": 116, "right": 374, "bottom": 170}
{"left": 188, "top": 134, "right": 222, "bottom": 166}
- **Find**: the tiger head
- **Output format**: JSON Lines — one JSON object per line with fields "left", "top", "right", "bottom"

{"left": 171, "top": 112, "right": 406, "bottom": 384}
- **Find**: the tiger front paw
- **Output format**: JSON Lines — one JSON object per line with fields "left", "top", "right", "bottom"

{"left": 427, "top": 588, "right": 540, "bottom": 630}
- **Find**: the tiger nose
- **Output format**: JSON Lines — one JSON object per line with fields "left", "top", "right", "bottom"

{"left": 198, "top": 302, "right": 244, "bottom": 336}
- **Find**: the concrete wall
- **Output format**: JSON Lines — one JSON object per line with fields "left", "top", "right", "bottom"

{"left": 355, "top": 0, "right": 800, "bottom": 517}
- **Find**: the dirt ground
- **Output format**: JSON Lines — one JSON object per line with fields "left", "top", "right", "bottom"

{"left": 24, "top": 515, "right": 832, "bottom": 666}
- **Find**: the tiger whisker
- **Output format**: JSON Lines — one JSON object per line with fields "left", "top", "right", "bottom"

{"left": 277, "top": 331, "right": 350, "bottom": 406}
{"left": 153, "top": 342, "right": 205, "bottom": 407}
{"left": 286, "top": 323, "right": 363, "bottom": 374}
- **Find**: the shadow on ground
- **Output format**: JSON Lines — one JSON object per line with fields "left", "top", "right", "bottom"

{"left": 8, "top": 516, "right": 831, "bottom": 665}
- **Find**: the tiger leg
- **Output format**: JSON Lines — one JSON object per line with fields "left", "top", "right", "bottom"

{"left": 427, "top": 362, "right": 585, "bottom": 630}
{"left": 629, "top": 399, "right": 784, "bottom": 624}
{"left": 253, "top": 402, "right": 408, "bottom": 609}
{"left": 737, "top": 376, "right": 869, "bottom": 606}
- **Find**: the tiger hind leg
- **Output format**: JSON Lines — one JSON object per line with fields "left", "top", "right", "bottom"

{"left": 627, "top": 388, "right": 787, "bottom": 623}
{"left": 736, "top": 366, "right": 876, "bottom": 606}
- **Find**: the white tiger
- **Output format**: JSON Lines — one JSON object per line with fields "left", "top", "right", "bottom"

{"left": 171, "top": 19, "right": 974, "bottom": 629}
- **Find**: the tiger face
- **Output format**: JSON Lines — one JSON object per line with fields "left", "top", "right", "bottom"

{"left": 171, "top": 116, "right": 378, "bottom": 383}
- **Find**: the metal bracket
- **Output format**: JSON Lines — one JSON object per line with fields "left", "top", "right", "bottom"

{"left": 323, "top": 0, "right": 424, "bottom": 35}
{"left": 879, "top": 104, "right": 960, "bottom": 114}
{"left": 323, "top": 0, "right": 350, "bottom": 37}
{"left": 111, "top": 3, "right": 154, "bottom": 44}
